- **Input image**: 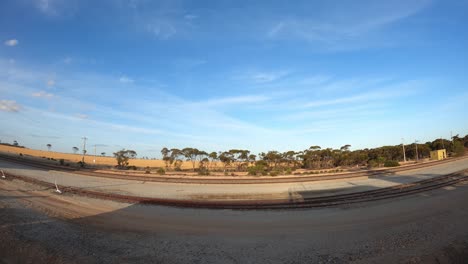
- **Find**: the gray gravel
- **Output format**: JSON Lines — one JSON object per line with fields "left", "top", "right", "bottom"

{"left": 2, "top": 176, "right": 468, "bottom": 263}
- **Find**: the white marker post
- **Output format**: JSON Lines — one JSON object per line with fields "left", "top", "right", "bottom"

{"left": 1, "top": 170, "right": 5, "bottom": 179}
{"left": 54, "top": 178, "right": 62, "bottom": 194}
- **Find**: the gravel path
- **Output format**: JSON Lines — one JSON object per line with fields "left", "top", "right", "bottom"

{"left": 1, "top": 158, "right": 467, "bottom": 201}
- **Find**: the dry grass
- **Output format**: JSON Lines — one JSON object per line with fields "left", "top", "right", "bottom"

{"left": 0, "top": 144, "right": 196, "bottom": 169}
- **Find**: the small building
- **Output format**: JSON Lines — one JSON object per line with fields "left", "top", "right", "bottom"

{"left": 430, "top": 149, "right": 447, "bottom": 160}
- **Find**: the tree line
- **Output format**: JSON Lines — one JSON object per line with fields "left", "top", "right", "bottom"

{"left": 154, "top": 134, "right": 467, "bottom": 174}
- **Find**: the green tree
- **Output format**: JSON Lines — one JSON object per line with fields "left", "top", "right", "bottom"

{"left": 72, "top": 146, "right": 79, "bottom": 154}
{"left": 208, "top": 151, "right": 218, "bottom": 170}
{"left": 113, "top": 149, "right": 137, "bottom": 169}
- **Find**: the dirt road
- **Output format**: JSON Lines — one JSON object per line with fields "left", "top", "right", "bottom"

{"left": 1, "top": 172, "right": 468, "bottom": 263}
{"left": 1, "top": 157, "right": 467, "bottom": 201}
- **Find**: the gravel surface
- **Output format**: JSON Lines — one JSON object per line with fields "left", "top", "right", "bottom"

{"left": 1, "top": 158, "right": 467, "bottom": 201}
{"left": 1, "top": 173, "right": 468, "bottom": 263}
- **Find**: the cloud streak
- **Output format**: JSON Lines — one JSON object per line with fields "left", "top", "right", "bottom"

{"left": 0, "top": 100, "right": 21, "bottom": 112}
{"left": 31, "top": 91, "right": 54, "bottom": 98}
{"left": 266, "top": 0, "right": 432, "bottom": 49}
{"left": 4, "top": 39, "right": 18, "bottom": 46}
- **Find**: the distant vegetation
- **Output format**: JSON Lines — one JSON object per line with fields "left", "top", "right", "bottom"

{"left": 158, "top": 134, "right": 467, "bottom": 174}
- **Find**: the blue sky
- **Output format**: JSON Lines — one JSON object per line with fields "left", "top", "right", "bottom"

{"left": 1, "top": 0, "right": 467, "bottom": 157}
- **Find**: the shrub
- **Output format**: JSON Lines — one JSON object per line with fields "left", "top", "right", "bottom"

{"left": 157, "top": 168, "right": 165, "bottom": 175}
{"left": 384, "top": 160, "right": 400, "bottom": 167}
{"left": 248, "top": 165, "right": 267, "bottom": 176}
{"left": 368, "top": 160, "right": 378, "bottom": 168}
{"left": 285, "top": 168, "right": 292, "bottom": 175}
{"left": 77, "top": 161, "right": 86, "bottom": 168}
{"left": 224, "top": 171, "right": 229, "bottom": 176}
{"left": 145, "top": 166, "right": 151, "bottom": 174}
{"left": 198, "top": 169, "right": 210, "bottom": 176}
{"left": 231, "top": 172, "right": 236, "bottom": 176}
{"left": 269, "top": 171, "right": 279, "bottom": 176}
{"left": 19, "top": 153, "right": 23, "bottom": 157}
{"left": 261, "top": 171, "right": 268, "bottom": 176}
{"left": 59, "top": 159, "right": 65, "bottom": 166}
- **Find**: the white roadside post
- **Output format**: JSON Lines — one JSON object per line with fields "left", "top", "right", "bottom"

{"left": 54, "top": 178, "right": 62, "bottom": 194}
{"left": 1, "top": 170, "right": 5, "bottom": 179}
{"left": 401, "top": 138, "right": 406, "bottom": 163}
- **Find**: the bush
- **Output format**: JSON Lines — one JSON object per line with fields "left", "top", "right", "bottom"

{"left": 145, "top": 166, "right": 151, "bottom": 174}
{"left": 368, "top": 160, "right": 378, "bottom": 168}
{"left": 198, "top": 169, "right": 210, "bottom": 176}
{"left": 248, "top": 165, "right": 267, "bottom": 176}
{"left": 157, "top": 168, "right": 165, "bottom": 175}
{"left": 19, "top": 153, "right": 23, "bottom": 156}
{"left": 77, "top": 161, "right": 86, "bottom": 168}
{"left": 224, "top": 171, "right": 229, "bottom": 176}
{"left": 384, "top": 160, "right": 400, "bottom": 167}
{"left": 59, "top": 159, "right": 65, "bottom": 166}
{"left": 285, "top": 168, "right": 292, "bottom": 175}
{"left": 269, "top": 171, "right": 279, "bottom": 176}
{"left": 453, "top": 141, "right": 465, "bottom": 157}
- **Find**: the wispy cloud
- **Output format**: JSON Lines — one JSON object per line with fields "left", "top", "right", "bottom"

{"left": 4, "top": 39, "right": 18, "bottom": 46}
{"left": 184, "top": 14, "right": 198, "bottom": 20}
{"left": 200, "top": 95, "right": 270, "bottom": 107}
{"left": 237, "top": 70, "right": 290, "bottom": 83}
{"left": 75, "top": 113, "right": 88, "bottom": 119}
{"left": 119, "top": 75, "right": 134, "bottom": 83}
{"left": 34, "top": 0, "right": 77, "bottom": 16}
{"left": 146, "top": 20, "right": 177, "bottom": 39}
{"left": 267, "top": 0, "right": 432, "bottom": 49}
{"left": 29, "top": 134, "right": 60, "bottom": 139}
{"left": 0, "top": 100, "right": 21, "bottom": 112}
{"left": 31, "top": 91, "right": 54, "bottom": 98}
{"left": 302, "top": 80, "right": 420, "bottom": 108}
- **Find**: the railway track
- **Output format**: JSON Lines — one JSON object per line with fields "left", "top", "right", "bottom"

{"left": 1, "top": 153, "right": 467, "bottom": 184}
{"left": 2, "top": 168, "right": 467, "bottom": 210}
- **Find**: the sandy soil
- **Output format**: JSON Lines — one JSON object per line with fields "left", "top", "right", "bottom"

{"left": 1, "top": 177, "right": 468, "bottom": 263}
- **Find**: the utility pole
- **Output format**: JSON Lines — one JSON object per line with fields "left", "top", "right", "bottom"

{"left": 93, "top": 144, "right": 96, "bottom": 164}
{"left": 81, "top": 137, "right": 87, "bottom": 163}
{"left": 402, "top": 138, "right": 406, "bottom": 163}
{"left": 451, "top": 131, "right": 454, "bottom": 151}
{"left": 415, "top": 140, "right": 419, "bottom": 162}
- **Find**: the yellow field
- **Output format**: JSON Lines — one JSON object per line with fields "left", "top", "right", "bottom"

{"left": 0, "top": 144, "right": 196, "bottom": 169}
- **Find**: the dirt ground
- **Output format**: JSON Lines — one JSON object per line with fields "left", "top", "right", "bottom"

{"left": 2, "top": 177, "right": 468, "bottom": 263}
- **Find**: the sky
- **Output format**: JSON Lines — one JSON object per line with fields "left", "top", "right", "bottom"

{"left": 1, "top": 0, "right": 467, "bottom": 157}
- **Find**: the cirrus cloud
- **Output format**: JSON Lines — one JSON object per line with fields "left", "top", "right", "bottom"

{"left": 0, "top": 100, "right": 21, "bottom": 112}
{"left": 32, "top": 91, "right": 54, "bottom": 98}
{"left": 4, "top": 39, "right": 18, "bottom": 46}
